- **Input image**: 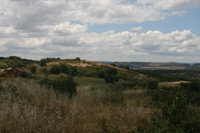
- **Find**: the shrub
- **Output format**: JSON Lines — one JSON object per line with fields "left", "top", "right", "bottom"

{"left": 96, "top": 70, "right": 105, "bottom": 78}
{"left": 139, "top": 88, "right": 200, "bottom": 132}
{"left": 49, "top": 65, "right": 60, "bottom": 74}
{"left": 105, "top": 68, "right": 117, "bottom": 75}
{"left": 39, "top": 74, "right": 77, "bottom": 99}
{"left": 68, "top": 66, "right": 77, "bottom": 76}
{"left": 29, "top": 65, "right": 37, "bottom": 74}
{"left": 124, "top": 66, "right": 130, "bottom": 70}
{"left": 0, "top": 62, "right": 8, "bottom": 69}
{"left": 119, "top": 64, "right": 124, "bottom": 68}
{"left": 41, "top": 68, "right": 48, "bottom": 74}
{"left": 104, "top": 74, "right": 118, "bottom": 84}
{"left": 147, "top": 80, "right": 158, "bottom": 90}
{"left": 39, "top": 58, "right": 46, "bottom": 66}
{"left": 59, "top": 63, "right": 68, "bottom": 74}
{"left": 110, "top": 63, "right": 116, "bottom": 66}
{"left": 75, "top": 57, "right": 81, "bottom": 61}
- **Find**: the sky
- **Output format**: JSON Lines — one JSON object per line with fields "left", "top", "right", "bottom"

{"left": 0, "top": 0, "right": 200, "bottom": 63}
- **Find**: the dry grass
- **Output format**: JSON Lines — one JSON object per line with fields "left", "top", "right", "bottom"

{"left": 0, "top": 78, "right": 152, "bottom": 132}
{"left": 159, "top": 81, "right": 191, "bottom": 87}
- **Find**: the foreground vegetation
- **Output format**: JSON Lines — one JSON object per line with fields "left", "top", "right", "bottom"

{"left": 0, "top": 56, "right": 200, "bottom": 132}
{"left": 0, "top": 77, "right": 200, "bottom": 132}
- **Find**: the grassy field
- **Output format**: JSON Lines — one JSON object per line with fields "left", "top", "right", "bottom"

{"left": 159, "top": 81, "right": 191, "bottom": 87}
{"left": 0, "top": 78, "right": 152, "bottom": 132}
{"left": 0, "top": 77, "right": 199, "bottom": 132}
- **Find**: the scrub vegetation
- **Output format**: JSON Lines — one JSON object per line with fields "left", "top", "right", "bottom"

{"left": 0, "top": 56, "right": 200, "bottom": 132}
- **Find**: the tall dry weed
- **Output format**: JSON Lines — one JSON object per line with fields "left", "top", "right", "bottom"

{"left": 0, "top": 78, "right": 151, "bottom": 132}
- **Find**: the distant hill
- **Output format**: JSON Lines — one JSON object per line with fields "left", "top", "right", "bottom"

{"left": 0, "top": 57, "right": 5, "bottom": 60}
{"left": 192, "top": 63, "right": 200, "bottom": 67}
{"left": 101, "top": 61, "right": 192, "bottom": 70}
{"left": 190, "top": 63, "right": 200, "bottom": 70}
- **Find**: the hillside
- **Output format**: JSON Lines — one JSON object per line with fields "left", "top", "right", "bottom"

{"left": 0, "top": 56, "right": 151, "bottom": 82}
{"left": 0, "top": 56, "right": 200, "bottom": 132}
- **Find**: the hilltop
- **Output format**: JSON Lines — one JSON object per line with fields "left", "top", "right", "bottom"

{"left": 0, "top": 56, "right": 151, "bottom": 83}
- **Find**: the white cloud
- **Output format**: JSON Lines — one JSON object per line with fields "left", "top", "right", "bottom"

{"left": 0, "top": 0, "right": 200, "bottom": 62}
{"left": 1, "top": 20, "right": 200, "bottom": 62}
{"left": 52, "top": 22, "right": 88, "bottom": 36}
{"left": 0, "top": 0, "right": 196, "bottom": 29}
{"left": 130, "top": 26, "right": 143, "bottom": 33}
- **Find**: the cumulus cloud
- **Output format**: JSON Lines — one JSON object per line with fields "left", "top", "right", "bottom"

{"left": 0, "top": 0, "right": 200, "bottom": 62}
{"left": 1, "top": 19, "right": 200, "bottom": 62}
{"left": 130, "top": 26, "right": 143, "bottom": 33}
{"left": 0, "top": 0, "right": 197, "bottom": 29}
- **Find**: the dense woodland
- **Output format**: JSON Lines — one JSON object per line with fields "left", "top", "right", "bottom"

{"left": 0, "top": 56, "right": 200, "bottom": 132}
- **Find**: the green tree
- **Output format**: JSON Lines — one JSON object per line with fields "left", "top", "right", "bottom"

{"left": 125, "top": 66, "right": 130, "bottom": 70}
{"left": 49, "top": 65, "right": 60, "bottom": 74}
{"left": 104, "top": 74, "right": 118, "bottom": 84}
{"left": 29, "top": 65, "right": 37, "bottom": 74}
{"left": 4, "top": 56, "right": 25, "bottom": 67}
{"left": 96, "top": 70, "right": 105, "bottom": 78}
{"left": 68, "top": 66, "right": 77, "bottom": 76}
{"left": 119, "top": 64, "right": 124, "bottom": 68}
{"left": 110, "top": 63, "right": 116, "bottom": 66}
{"left": 59, "top": 63, "right": 68, "bottom": 74}
{"left": 75, "top": 57, "right": 81, "bottom": 61}
{"left": 0, "top": 62, "right": 8, "bottom": 69}
{"left": 39, "top": 59, "right": 47, "bottom": 66}
{"left": 104, "top": 68, "right": 118, "bottom": 84}
{"left": 42, "top": 68, "right": 48, "bottom": 74}
{"left": 105, "top": 68, "right": 117, "bottom": 75}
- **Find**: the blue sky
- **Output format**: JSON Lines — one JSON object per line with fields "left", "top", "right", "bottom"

{"left": 87, "top": 7, "right": 200, "bottom": 36}
{"left": 0, "top": 0, "right": 200, "bottom": 62}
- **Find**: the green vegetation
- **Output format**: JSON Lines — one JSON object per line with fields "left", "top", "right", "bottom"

{"left": 39, "top": 74, "right": 77, "bottom": 99}
{"left": 0, "top": 56, "right": 200, "bottom": 132}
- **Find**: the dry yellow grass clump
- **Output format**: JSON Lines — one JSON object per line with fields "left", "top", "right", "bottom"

{"left": 0, "top": 78, "right": 151, "bottom": 132}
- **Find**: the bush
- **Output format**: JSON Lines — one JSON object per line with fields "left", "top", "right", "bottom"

{"left": 68, "top": 66, "right": 77, "bottom": 76}
{"left": 124, "top": 66, "right": 130, "bottom": 70}
{"left": 105, "top": 68, "right": 117, "bottom": 75}
{"left": 96, "top": 70, "right": 105, "bottom": 78}
{"left": 104, "top": 74, "right": 118, "bottom": 84}
{"left": 110, "top": 63, "right": 116, "bottom": 66}
{"left": 42, "top": 68, "right": 48, "bottom": 74}
{"left": 29, "top": 65, "right": 37, "bottom": 74}
{"left": 59, "top": 63, "right": 68, "bottom": 74}
{"left": 140, "top": 88, "right": 200, "bottom": 132}
{"left": 147, "top": 80, "right": 158, "bottom": 90}
{"left": 0, "top": 62, "right": 8, "bottom": 69}
{"left": 49, "top": 65, "right": 60, "bottom": 74}
{"left": 39, "top": 74, "right": 77, "bottom": 99}
{"left": 75, "top": 57, "right": 81, "bottom": 61}
{"left": 119, "top": 64, "right": 124, "bottom": 68}
{"left": 180, "top": 81, "right": 200, "bottom": 106}
{"left": 39, "top": 58, "right": 46, "bottom": 66}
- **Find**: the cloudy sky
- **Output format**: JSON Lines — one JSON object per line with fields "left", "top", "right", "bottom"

{"left": 0, "top": 0, "right": 200, "bottom": 62}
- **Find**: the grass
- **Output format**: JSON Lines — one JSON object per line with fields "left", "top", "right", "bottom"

{"left": 0, "top": 78, "right": 151, "bottom": 132}
{"left": 1, "top": 78, "right": 199, "bottom": 132}
{"left": 74, "top": 76, "right": 105, "bottom": 86}
{"left": 159, "top": 81, "right": 190, "bottom": 87}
